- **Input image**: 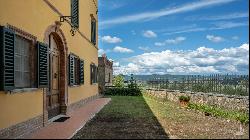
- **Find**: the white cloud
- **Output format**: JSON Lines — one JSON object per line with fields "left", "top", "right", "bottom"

{"left": 100, "top": 0, "right": 236, "bottom": 27}
{"left": 113, "top": 46, "right": 134, "bottom": 53}
{"left": 210, "top": 21, "right": 249, "bottom": 30}
{"left": 187, "top": 12, "right": 249, "bottom": 21}
{"left": 203, "top": 12, "right": 249, "bottom": 20}
{"left": 155, "top": 36, "right": 186, "bottom": 46}
{"left": 98, "top": 49, "right": 105, "bottom": 56}
{"left": 138, "top": 46, "right": 150, "bottom": 51}
{"left": 143, "top": 30, "right": 157, "bottom": 38}
{"left": 113, "top": 62, "right": 120, "bottom": 67}
{"left": 99, "top": 1, "right": 126, "bottom": 10}
{"left": 163, "top": 21, "right": 248, "bottom": 35}
{"left": 232, "top": 36, "right": 239, "bottom": 40}
{"left": 101, "top": 36, "right": 122, "bottom": 43}
{"left": 114, "top": 43, "right": 249, "bottom": 75}
{"left": 164, "top": 27, "right": 206, "bottom": 35}
{"left": 206, "top": 35, "right": 224, "bottom": 43}
{"left": 155, "top": 42, "right": 166, "bottom": 46}
{"left": 165, "top": 36, "right": 186, "bottom": 44}
{"left": 114, "top": 63, "right": 140, "bottom": 75}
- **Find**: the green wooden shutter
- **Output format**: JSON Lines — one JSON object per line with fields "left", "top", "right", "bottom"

{"left": 91, "top": 20, "right": 96, "bottom": 45}
{"left": 69, "top": 54, "right": 75, "bottom": 85}
{"left": 93, "top": 21, "right": 96, "bottom": 45}
{"left": 91, "top": 21, "right": 94, "bottom": 44}
{"left": 90, "top": 64, "right": 93, "bottom": 84}
{"left": 94, "top": 65, "right": 96, "bottom": 83}
{"left": 0, "top": 26, "right": 15, "bottom": 91}
{"left": 80, "top": 59, "right": 84, "bottom": 84}
{"left": 96, "top": 66, "right": 98, "bottom": 83}
{"left": 71, "top": 0, "right": 79, "bottom": 28}
{"left": 37, "top": 42, "right": 48, "bottom": 88}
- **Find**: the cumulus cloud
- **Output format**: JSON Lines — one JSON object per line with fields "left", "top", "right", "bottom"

{"left": 206, "top": 35, "right": 224, "bottom": 42}
{"left": 114, "top": 43, "right": 249, "bottom": 75}
{"left": 113, "top": 46, "right": 134, "bottom": 53}
{"left": 143, "top": 30, "right": 157, "bottom": 38}
{"left": 155, "top": 36, "right": 186, "bottom": 46}
{"left": 98, "top": 48, "right": 111, "bottom": 56}
{"left": 113, "top": 62, "right": 120, "bottom": 67}
{"left": 101, "top": 36, "right": 122, "bottom": 43}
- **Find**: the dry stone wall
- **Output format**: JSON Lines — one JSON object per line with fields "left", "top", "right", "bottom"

{"left": 145, "top": 88, "right": 249, "bottom": 112}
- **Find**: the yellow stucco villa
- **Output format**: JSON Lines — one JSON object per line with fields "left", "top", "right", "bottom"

{"left": 0, "top": 0, "right": 99, "bottom": 138}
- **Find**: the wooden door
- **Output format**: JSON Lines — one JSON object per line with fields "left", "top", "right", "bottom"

{"left": 47, "top": 35, "right": 60, "bottom": 119}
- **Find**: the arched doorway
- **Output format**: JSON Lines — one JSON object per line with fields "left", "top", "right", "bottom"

{"left": 47, "top": 34, "right": 61, "bottom": 119}
{"left": 43, "top": 22, "right": 68, "bottom": 121}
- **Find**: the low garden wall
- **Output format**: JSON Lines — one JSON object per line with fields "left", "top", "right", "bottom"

{"left": 145, "top": 88, "right": 249, "bottom": 112}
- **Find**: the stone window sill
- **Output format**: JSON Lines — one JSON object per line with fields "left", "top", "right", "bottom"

{"left": 10, "top": 88, "right": 39, "bottom": 94}
{"left": 69, "top": 85, "right": 81, "bottom": 87}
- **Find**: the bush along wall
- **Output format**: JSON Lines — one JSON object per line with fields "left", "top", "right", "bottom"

{"left": 105, "top": 87, "right": 142, "bottom": 96}
{"left": 188, "top": 103, "right": 249, "bottom": 125}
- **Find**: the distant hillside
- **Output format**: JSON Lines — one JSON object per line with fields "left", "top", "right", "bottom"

{"left": 121, "top": 74, "right": 248, "bottom": 82}
{"left": 123, "top": 74, "right": 188, "bottom": 82}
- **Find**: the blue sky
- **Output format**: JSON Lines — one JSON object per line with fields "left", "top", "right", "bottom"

{"left": 98, "top": 0, "right": 249, "bottom": 75}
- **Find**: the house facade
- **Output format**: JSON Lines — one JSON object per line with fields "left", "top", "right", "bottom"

{"left": 98, "top": 54, "right": 113, "bottom": 94}
{"left": 0, "top": 0, "right": 98, "bottom": 138}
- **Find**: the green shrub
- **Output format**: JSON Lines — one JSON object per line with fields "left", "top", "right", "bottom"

{"left": 113, "top": 74, "right": 125, "bottom": 88}
{"left": 188, "top": 103, "right": 249, "bottom": 124}
{"left": 105, "top": 87, "right": 142, "bottom": 96}
{"left": 179, "top": 95, "right": 190, "bottom": 102}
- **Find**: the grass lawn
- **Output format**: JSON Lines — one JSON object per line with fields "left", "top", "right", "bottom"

{"left": 143, "top": 94, "right": 249, "bottom": 139}
{"left": 72, "top": 95, "right": 249, "bottom": 139}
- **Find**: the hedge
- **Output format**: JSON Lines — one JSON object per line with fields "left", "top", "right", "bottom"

{"left": 104, "top": 87, "right": 142, "bottom": 96}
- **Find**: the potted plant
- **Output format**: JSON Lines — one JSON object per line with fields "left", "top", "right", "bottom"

{"left": 179, "top": 95, "right": 190, "bottom": 108}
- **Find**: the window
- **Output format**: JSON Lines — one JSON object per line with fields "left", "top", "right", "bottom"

{"left": 14, "top": 36, "right": 37, "bottom": 88}
{"left": 90, "top": 64, "right": 98, "bottom": 84}
{"left": 69, "top": 54, "right": 84, "bottom": 86}
{"left": 108, "top": 73, "right": 111, "bottom": 83}
{"left": 15, "top": 36, "right": 31, "bottom": 88}
{"left": 91, "top": 19, "right": 96, "bottom": 45}
{"left": 0, "top": 26, "right": 46, "bottom": 91}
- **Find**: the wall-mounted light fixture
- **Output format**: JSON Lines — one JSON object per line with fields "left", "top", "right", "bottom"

{"left": 59, "top": 0, "right": 79, "bottom": 36}
{"left": 60, "top": 16, "right": 77, "bottom": 36}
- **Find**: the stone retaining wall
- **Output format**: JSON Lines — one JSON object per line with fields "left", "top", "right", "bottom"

{"left": 145, "top": 88, "right": 249, "bottom": 112}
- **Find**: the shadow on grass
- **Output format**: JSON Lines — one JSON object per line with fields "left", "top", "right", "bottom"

{"left": 72, "top": 96, "right": 169, "bottom": 139}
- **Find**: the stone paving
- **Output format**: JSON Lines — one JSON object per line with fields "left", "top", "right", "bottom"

{"left": 22, "top": 98, "right": 111, "bottom": 139}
